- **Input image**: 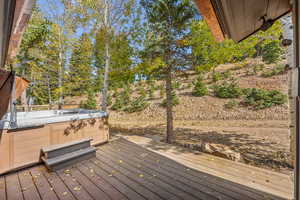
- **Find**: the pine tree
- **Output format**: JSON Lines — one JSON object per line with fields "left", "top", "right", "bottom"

{"left": 68, "top": 33, "right": 93, "bottom": 96}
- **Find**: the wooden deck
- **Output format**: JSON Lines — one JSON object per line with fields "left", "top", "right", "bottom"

{"left": 0, "top": 138, "right": 293, "bottom": 200}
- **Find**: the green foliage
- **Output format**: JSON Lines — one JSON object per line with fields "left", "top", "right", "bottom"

{"left": 94, "top": 29, "right": 134, "bottom": 90}
{"left": 262, "top": 41, "right": 283, "bottom": 64}
{"left": 261, "top": 64, "right": 286, "bottom": 77}
{"left": 253, "top": 64, "right": 264, "bottom": 74}
{"left": 192, "top": 76, "right": 208, "bottom": 97}
{"left": 212, "top": 72, "right": 222, "bottom": 82}
{"left": 124, "top": 95, "right": 149, "bottom": 113}
{"left": 212, "top": 71, "right": 231, "bottom": 82}
{"left": 148, "top": 84, "right": 156, "bottom": 99}
{"left": 67, "top": 33, "right": 93, "bottom": 96}
{"left": 111, "top": 87, "right": 131, "bottom": 111}
{"left": 224, "top": 100, "right": 239, "bottom": 109}
{"left": 80, "top": 92, "right": 97, "bottom": 110}
{"left": 190, "top": 20, "right": 283, "bottom": 72}
{"left": 242, "top": 88, "right": 287, "bottom": 109}
{"left": 161, "top": 92, "right": 179, "bottom": 107}
{"left": 212, "top": 80, "right": 242, "bottom": 98}
{"left": 172, "top": 81, "right": 181, "bottom": 90}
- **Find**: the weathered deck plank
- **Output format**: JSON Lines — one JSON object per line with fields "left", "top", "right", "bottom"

{"left": 0, "top": 137, "right": 292, "bottom": 200}
{"left": 0, "top": 176, "right": 6, "bottom": 200}
{"left": 30, "top": 167, "right": 59, "bottom": 200}
{"left": 18, "top": 170, "right": 41, "bottom": 200}
{"left": 5, "top": 173, "right": 24, "bottom": 200}
{"left": 100, "top": 141, "right": 252, "bottom": 200}
{"left": 92, "top": 157, "right": 180, "bottom": 200}
{"left": 84, "top": 160, "right": 146, "bottom": 200}
{"left": 70, "top": 167, "right": 111, "bottom": 200}
{"left": 122, "top": 136, "right": 292, "bottom": 199}
{"left": 42, "top": 168, "right": 76, "bottom": 200}
{"left": 112, "top": 138, "right": 270, "bottom": 200}
{"left": 56, "top": 168, "right": 93, "bottom": 200}
{"left": 93, "top": 152, "right": 181, "bottom": 200}
{"left": 76, "top": 162, "right": 128, "bottom": 200}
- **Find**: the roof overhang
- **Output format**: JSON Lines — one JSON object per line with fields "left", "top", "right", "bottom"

{"left": 195, "top": 0, "right": 292, "bottom": 42}
{"left": 0, "top": 0, "right": 35, "bottom": 68}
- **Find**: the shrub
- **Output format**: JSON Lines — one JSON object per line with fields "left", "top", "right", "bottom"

{"left": 161, "top": 92, "right": 179, "bottom": 107}
{"left": 212, "top": 72, "right": 222, "bottom": 82}
{"left": 242, "top": 88, "right": 287, "bottom": 109}
{"left": 261, "top": 64, "right": 286, "bottom": 77}
{"left": 111, "top": 87, "right": 131, "bottom": 111}
{"left": 172, "top": 81, "right": 181, "bottom": 89}
{"left": 192, "top": 77, "right": 208, "bottom": 97}
{"left": 124, "top": 95, "right": 149, "bottom": 113}
{"left": 262, "top": 41, "right": 283, "bottom": 64}
{"left": 212, "top": 71, "right": 231, "bottom": 82}
{"left": 253, "top": 64, "right": 264, "bottom": 74}
{"left": 212, "top": 80, "right": 242, "bottom": 98}
{"left": 80, "top": 92, "right": 97, "bottom": 110}
{"left": 224, "top": 100, "right": 239, "bottom": 109}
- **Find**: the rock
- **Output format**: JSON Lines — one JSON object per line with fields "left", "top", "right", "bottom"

{"left": 202, "top": 143, "right": 242, "bottom": 162}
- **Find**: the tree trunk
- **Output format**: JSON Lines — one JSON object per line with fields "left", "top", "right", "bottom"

{"left": 281, "top": 14, "right": 295, "bottom": 167}
{"left": 58, "top": 30, "right": 64, "bottom": 110}
{"left": 47, "top": 74, "right": 52, "bottom": 105}
{"left": 165, "top": 65, "right": 174, "bottom": 143}
{"left": 101, "top": 0, "right": 110, "bottom": 113}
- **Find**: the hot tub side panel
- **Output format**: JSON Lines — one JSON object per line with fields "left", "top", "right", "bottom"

{"left": 0, "top": 117, "right": 109, "bottom": 174}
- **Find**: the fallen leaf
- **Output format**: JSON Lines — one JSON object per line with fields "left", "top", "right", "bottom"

{"left": 139, "top": 174, "right": 144, "bottom": 178}
{"left": 64, "top": 169, "right": 71, "bottom": 174}
{"left": 119, "top": 160, "right": 123, "bottom": 164}
{"left": 62, "top": 192, "right": 68, "bottom": 196}
{"left": 73, "top": 186, "right": 81, "bottom": 191}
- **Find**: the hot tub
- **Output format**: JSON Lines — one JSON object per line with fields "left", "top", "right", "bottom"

{"left": 0, "top": 109, "right": 109, "bottom": 174}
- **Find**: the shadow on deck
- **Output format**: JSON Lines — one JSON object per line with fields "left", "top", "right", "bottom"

{"left": 0, "top": 138, "right": 293, "bottom": 200}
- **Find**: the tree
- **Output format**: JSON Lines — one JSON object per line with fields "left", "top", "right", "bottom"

{"left": 67, "top": 33, "right": 93, "bottom": 96}
{"left": 141, "top": 0, "right": 196, "bottom": 143}
{"left": 43, "top": 0, "right": 81, "bottom": 107}
{"left": 78, "top": 0, "right": 135, "bottom": 113}
{"left": 94, "top": 29, "right": 134, "bottom": 90}
{"left": 189, "top": 19, "right": 283, "bottom": 72}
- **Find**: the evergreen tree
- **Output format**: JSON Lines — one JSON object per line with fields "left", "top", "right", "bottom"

{"left": 141, "top": 0, "right": 196, "bottom": 143}
{"left": 67, "top": 33, "right": 93, "bottom": 96}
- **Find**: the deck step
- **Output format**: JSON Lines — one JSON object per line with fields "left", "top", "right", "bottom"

{"left": 42, "top": 138, "right": 92, "bottom": 159}
{"left": 42, "top": 146, "right": 96, "bottom": 171}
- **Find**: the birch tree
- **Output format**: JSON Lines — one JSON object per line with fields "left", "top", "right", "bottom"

{"left": 43, "top": 0, "right": 79, "bottom": 108}
{"left": 79, "top": 0, "right": 135, "bottom": 113}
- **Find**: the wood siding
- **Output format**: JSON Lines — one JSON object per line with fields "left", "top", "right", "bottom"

{"left": 195, "top": 0, "right": 292, "bottom": 42}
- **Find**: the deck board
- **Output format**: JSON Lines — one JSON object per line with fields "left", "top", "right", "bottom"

{"left": 5, "top": 173, "right": 24, "bottom": 200}
{"left": 0, "top": 138, "right": 292, "bottom": 200}
{"left": 30, "top": 167, "right": 59, "bottom": 200}
{"left": 18, "top": 170, "right": 41, "bottom": 200}
{"left": 84, "top": 160, "right": 146, "bottom": 200}
{"left": 101, "top": 141, "right": 256, "bottom": 200}
{"left": 0, "top": 176, "right": 6, "bottom": 200}
{"left": 112, "top": 138, "right": 271, "bottom": 200}
{"left": 56, "top": 168, "right": 93, "bottom": 200}
{"left": 42, "top": 169, "right": 76, "bottom": 200}
{"left": 98, "top": 146, "right": 220, "bottom": 200}
{"left": 76, "top": 162, "right": 128, "bottom": 200}
{"left": 122, "top": 136, "right": 293, "bottom": 199}
{"left": 94, "top": 151, "right": 181, "bottom": 200}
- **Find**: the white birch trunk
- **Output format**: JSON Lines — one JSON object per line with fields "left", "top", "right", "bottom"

{"left": 101, "top": 0, "right": 110, "bottom": 113}
{"left": 281, "top": 14, "right": 295, "bottom": 166}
